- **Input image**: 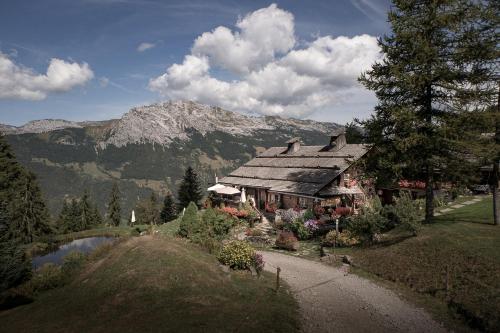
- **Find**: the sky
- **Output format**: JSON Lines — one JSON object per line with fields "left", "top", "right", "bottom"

{"left": 0, "top": 0, "right": 391, "bottom": 126}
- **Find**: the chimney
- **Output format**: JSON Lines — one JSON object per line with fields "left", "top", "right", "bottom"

{"left": 328, "top": 131, "right": 346, "bottom": 151}
{"left": 285, "top": 137, "right": 301, "bottom": 154}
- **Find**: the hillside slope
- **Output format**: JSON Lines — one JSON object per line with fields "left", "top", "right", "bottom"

{"left": 2, "top": 101, "right": 341, "bottom": 217}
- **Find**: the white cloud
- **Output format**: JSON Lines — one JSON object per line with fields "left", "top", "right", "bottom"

{"left": 137, "top": 42, "right": 155, "bottom": 52}
{"left": 192, "top": 3, "right": 295, "bottom": 73}
{"left": 149, "top": 3, "right": 381, "bottom": 119}
{"left": 0, "top": 53, "right": 94, "bottom": 100}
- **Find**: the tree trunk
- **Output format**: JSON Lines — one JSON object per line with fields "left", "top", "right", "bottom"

{"left": 425, "top": 165, "right": 434, "bottom": 224}
{"left": 493, "top": 82, "right": 500, "bottom": 225}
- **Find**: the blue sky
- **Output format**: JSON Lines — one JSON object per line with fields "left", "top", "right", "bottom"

{"left": 0, "top": 0, "right": 390, "bottom": 126}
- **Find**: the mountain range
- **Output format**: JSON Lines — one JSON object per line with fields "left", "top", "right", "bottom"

{"left": 1, "top": 100, "right": 341, "bottom": 219}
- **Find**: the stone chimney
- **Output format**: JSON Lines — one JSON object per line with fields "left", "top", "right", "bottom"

{"left": 328, "top": 131, "right": 346, "bottom": 151}
{"left": 285, "top": 137, "right": 301, "bottom": 154}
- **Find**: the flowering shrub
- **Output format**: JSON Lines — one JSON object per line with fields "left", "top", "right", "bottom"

{"left": 253, "top": 253, "right": 265, "bottom": 273}
{"left": 313, "top": 205, "right": 325, "bottom": 217}
{"left": 218, "top": 241, "right": 255, "bottom": 270}
{"left": 275, "top": 231, "right": 299, "bottom": 251}
{"left": 323, "top": 230, "right": 359, "bottom": 247}
{"left": 219, "top": 206, "right": 249, "bottom": 218}
{"left": 335, "top": 207, "right": 353, "bottom": 216}
{"left": 304, "top": 219, "right": 319, "bottom": 231}
{"left": 279, "top": 209, "right": 302, "bottom": 223}
{"left": 245, "top": 228, "right": 264, "bottom": 237}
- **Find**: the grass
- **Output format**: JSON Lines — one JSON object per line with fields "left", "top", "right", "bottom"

{"left": 344, "top": 197, "right": 499, "bottom": 332}
{"left": 2, "top": 234, "right": 299, "bottom": 333}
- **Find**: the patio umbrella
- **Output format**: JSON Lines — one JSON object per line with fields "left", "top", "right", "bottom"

{"left": 240, "top": 187, "right": 246, "bottom": 203}
{"left": 207, "top": 183, "right": 225, "bottom": 191}
{"left": 215, "top": 186, "right": 241, "bottom": 195}
{"left": 131, "top": 210, "right": 136, "bottom": 224}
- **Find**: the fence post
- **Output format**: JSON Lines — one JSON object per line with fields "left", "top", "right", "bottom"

{"left": 276, "top": 267, "right": 281, "bottom": 292}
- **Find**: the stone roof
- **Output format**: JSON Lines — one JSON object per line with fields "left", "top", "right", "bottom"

{"left": 219, "top": 142, "right": 370, "bottom": 196}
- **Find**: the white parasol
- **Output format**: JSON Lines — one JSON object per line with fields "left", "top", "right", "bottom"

{"left": 207, "top": 183, "right": 226, "bottom": 191}
{"left": 240, "top": 187, "right": 246, "bottom": 203}
{"left": 215, "top": 186, "right": 241, "bottom": 195}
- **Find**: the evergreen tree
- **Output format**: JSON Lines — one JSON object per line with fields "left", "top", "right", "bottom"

{"left": 135, "top": 192, "right": 160, "bottom": 225}
{"left": 178, "top": 167, "right": 202, "bottom": 209}
{"left": 68, "top": 198, "right": 81, "bottom": 231}
{"left": 9, "top": 171, "right": 52, "bottom": 243}
{"left": 79, "top": 190, "right": 93, "bottom": 230}
{"left": 179, "top": 201, "right": 200, "bottom": 237}
{"left": 0, "top": 135, "right": 52, "bottom": 242}
{"left": 91, "top": 205, "right": 103, "bottom": 226}
{"left": 107, "top": 183, "right": 121, "bottom": 226}
{"left": 359, "top": 0, "right": 498, "bottom": 223}
{"left": 57, "top": 200, "right": 72, "bottom": 233}
{"left": 160, "top": 193, "right": 177, "bottom": 223}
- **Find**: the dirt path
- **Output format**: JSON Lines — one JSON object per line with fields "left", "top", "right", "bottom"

{"left": 259, "top": 251, "right": 447, "bottom": 333}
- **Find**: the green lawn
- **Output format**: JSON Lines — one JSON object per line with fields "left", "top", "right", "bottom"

{"left": 347, "top": 197, "right": 499, "bottom": 332}
{"left": 3, "top": 234, "right": 299, "bottom": 333}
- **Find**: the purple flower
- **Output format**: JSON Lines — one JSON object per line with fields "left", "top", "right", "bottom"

{"left": 304, "top": 219, "right": 319, "bottom": 231}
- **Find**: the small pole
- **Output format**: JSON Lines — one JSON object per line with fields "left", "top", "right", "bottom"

{"left": 445, "top": 265, "right": 450, "bottom": 299}
{"left": 276, "top": 267, "right": 281, "bottom": 292}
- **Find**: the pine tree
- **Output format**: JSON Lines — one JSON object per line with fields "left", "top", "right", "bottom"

{"left": 147, "top": 192, "right": 160, "bottom": 225}
{"left": 359, "top": 0, "right": 498, "bottom": 223}
{"left": 160, "top": 193, "right": 177, "bottom": 223}
{"left": 0, "top": 135, "right": 52, "bottom": 242}
{"left": 79, "top": 190, "right": 93, "bottom": 231}
{"left": 107, "top": 183, "right": 121, "bottom": 226}
{"left": 179, "top": 201, "right": 199, "bottom": 237}
{"left": 69, "top": 198, "right": 81, "bottom": 231}
{"left": 178, "top": 167, "right": 202, "bottom": 209}
{"left": 57, "top": 200, "right": 71, "bottom": 233}
{"left": 91, "top": 205, "right": 103, "bottom": 226}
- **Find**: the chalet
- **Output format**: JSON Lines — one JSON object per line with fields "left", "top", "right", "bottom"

{"left": 218, "top": 132, "right": 372, "bottom": 212}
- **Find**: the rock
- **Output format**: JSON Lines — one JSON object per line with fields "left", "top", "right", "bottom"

{"left": 342, "top": 255, "right": 354, "bottom": 265}
{"left": 249, "top": 266, "right": 258, "bottom": 276}
{"left": 139, "top": 231, "right": 147, "bottom": 236}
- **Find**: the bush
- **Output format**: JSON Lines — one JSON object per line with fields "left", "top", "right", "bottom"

{"left": 253, "top": 253, "right": 264, "bottom": 273}
{"left": 203, "top": 208, "right": 236, "bottom": 239}
{"left": 385, "top": 193, "right": 423, "bottom": 236}
{"left": 61, "top": 252, "right": 87, "bottom": 274}
{"left": 286, "top": 218, "right": 311, "bottom": 240}
{"left": 275, "top": 231, "right": 299, "bottom": 251}
{"left": 303, "top": 209, "right": 315, "bottom": 221}
{"left": 179, "top": 202, "right": 200, "bottom": 237}
{"left": 0, "top": 238, "right": 31, "bottom": 293}
{"left": 323, "top": 230, "right": 359, "bottom": 247}
{"left": 217, "top": 241, "right": 256, "bottom": 270}
{"left": 29, "top": 264, "right": 65, "bottom": 293}
{"left": 245, "top": 228, "right": 264, "bottom": 237}
{"left": 348, "top": 197, "right": 388, "bottom": 244}
{"left": 279, "top": 209, "right": 302, "bottom": 223}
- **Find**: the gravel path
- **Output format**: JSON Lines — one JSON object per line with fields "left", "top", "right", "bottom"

{"left": 259, "top": 251, "right": 447, "bottom": 333}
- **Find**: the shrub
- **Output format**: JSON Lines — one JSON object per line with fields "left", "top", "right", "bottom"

{"left": 323, "top": 230, "right": 359, "bottom": 247}
{"left": 275, "top": 231, "right": 299, "bottom": 251}
{"left": 61, "top": 251, "right": 87, "bottom": 274}
{"left": 348, "top": 197, "right": 388, "bottom": 244}
{"left": 286, "top": 218, "right": 311, "bottom": 240}
{"left": 29, "top": 264, "right": 65, "bottom": 292}
{"left": 335, "top": 207, "right": 352, "bottom": 217}
{"left": 202, "top": 208, "right": 235, "bottom": 239}
{"left": 313, "top": 205, "right": 325, "bottom": 217}
{"left": 304, "top": 219, "right": 319, "bottom": 232}
{"left": 385, "top": 193, "right": 423, "bottom": 236}
{"left": 303, "top": 209, "right": 315, "bottom": 221}
{"left": 253, "top": 253, "right": 265, "bottom": 273}
{"left": 279, "top": 209, "right": 302, "bottom": 223}
{"left": 217, "top": 241, "right": 256, "bottom": 270}
{"left": 245, "top": 228, "right": 264, "bottom": 237}
{"left": 179, "top": 202, "right": 200, "bottom": 237}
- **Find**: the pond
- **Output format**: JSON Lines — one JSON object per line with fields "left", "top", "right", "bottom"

{"left": 32, "top": 236, "right": 116, "bottom": 269}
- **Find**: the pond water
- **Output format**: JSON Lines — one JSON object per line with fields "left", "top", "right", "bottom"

{"left": 32, "top": 236, "right": 116, "bottom": 269}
